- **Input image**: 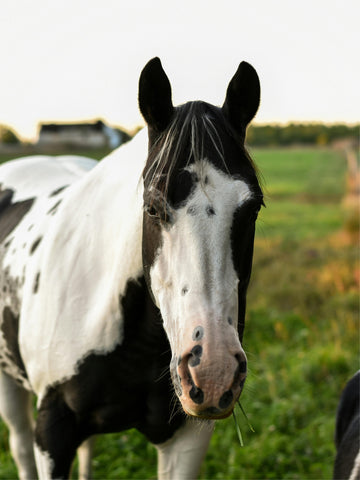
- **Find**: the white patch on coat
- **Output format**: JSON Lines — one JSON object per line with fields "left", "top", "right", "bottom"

{"left": 34, "top": 444, "right": 54, "bottom": 480}
{"left": 20, "top": 131, "right": 147, "bottom": 400}
{"left": 0, "top": 156, "right": 97, "bottom": 388}
{"left": 1, "top": 155, "right": 96, "bottom": 281}
{"left": 156, "top": 418, "right": 214, "bottom": 479}
{"left": 0, "top": 155, "right": 96, "bottom": 203}
{"left": 150, "top": 159, "right": 252, "bottom": 354}
{"left": 350, "top": 450, "right": 360, "bottom": 480}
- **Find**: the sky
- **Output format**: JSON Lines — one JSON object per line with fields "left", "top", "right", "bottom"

{"left": 0, "top": 0, "right": 359, "bottom": 140}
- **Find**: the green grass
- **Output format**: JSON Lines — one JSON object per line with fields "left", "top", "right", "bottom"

{"left": 0, "top": 147, "right": 358, "bottom": 479}
{"left": 253, "top": 148, "right": 346, "bottom": 200}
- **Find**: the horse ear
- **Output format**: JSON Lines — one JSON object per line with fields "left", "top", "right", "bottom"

{"left": 139, "top": 57, "right": 174, "bottom": 133}
{"left": 222, "top": 61, "right": 260, "bottom": 136}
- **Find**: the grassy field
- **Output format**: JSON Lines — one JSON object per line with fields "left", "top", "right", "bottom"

{"left": 0, "top": 147, "right": 358, "bottom": 479}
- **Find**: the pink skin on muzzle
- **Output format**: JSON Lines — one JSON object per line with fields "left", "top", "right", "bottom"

{"left": 172, "top": 319, "right": 247, "bottom": 419}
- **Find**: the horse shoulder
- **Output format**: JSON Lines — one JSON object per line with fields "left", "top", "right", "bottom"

{"left": 19, "top": 141, "right": 146, "bottom": 398}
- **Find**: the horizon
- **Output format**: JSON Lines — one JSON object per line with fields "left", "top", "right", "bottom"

{"left": 5, "top": 118, "right": 359, "bottom": 144}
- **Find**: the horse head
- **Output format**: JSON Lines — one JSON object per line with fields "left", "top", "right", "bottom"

{"left": 139, "top": 58, "right": 263, "bottom": 419}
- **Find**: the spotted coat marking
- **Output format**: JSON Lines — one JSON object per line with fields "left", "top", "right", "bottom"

{"left": 0, "top": 155, "right": 97, "bottom": 389}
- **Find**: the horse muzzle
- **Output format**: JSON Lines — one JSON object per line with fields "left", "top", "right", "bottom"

{"left": 172, "top": 336, "right": 247, "bottom": 419}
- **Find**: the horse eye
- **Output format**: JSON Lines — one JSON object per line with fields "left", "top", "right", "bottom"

{"left": 145, "top": 200, "right": 173, "bottom": 226}
{"left": 145, "top": 204, "right": 159, "bottom": 218}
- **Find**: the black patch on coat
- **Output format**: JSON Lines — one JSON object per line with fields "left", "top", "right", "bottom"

{"left": 188, "top": 345, "right": 203, "bottom": 367}
{"left": 192, "top": 326, "right": 204, "bottom": 341}
{"left": 168, "top": 170, "right": 196, "bottom": 208}
{"left": 49, "top": 185, "right": 69, "bottom": 197}
{"left": 33, "top": 273, "right": 40, "bottom": 294}
{"left": 230, "top": 201, "right": 262, "bottom": 341}
{"left": 0, "top": 192, "right": 34, "bottom": 243}
{"left": 0, "top": 187, "right": 14, "bottom": 211}
{"left": 187, "top": 205, "right": 197, "bottom": 216}
{"left": 206, "top": 205, "right": 216, "bottom": 216}
{"left": 35, "top": 387, "right": 81, "bottom": 479}
{"left": 181, "top": 286, "right": 189, "bottom": 296}
{"left": 47, "top": 200, "right": 62, "bottom": 216}
{"left": 35, "top": 277, "right": 185, "bottom": 478}
{"left": 333, "top": 371, "right": 360, "bottom": 479}
{"left": 30, "top": 237, "right": 42, "bottom": 255}
{"left": 142, "top": 212, "right": 163, "bottom": 303}
{"left": 1, "top": 307, "right": 27, "bottom": 379}
{"left": 3, "top": 238, "right": 13, "bottom": 249}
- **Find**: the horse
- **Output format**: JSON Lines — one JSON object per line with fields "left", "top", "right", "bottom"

{"left": 333, "top": 371, "right": 360, "bottom": 480}
{"left": 0, "top": 57, "right": 263, "bottom": 479}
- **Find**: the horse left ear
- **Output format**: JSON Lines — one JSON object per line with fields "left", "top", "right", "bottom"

{"left": 222, "top": 61, "right": 260, "bottom": 136}
{"left": 139, "top": 57, "right": 174, "bottom": 133}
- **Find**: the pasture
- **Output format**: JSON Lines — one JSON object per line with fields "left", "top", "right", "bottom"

{"left": 0, "top": 146, "right": 358, "bottom": 479}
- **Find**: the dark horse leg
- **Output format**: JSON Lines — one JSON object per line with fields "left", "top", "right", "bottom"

{"left": 34, "top": 387, "right": 84, "bottom": 479}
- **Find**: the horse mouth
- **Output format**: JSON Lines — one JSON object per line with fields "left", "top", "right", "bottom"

{"left": 183, "top": 405, "right": 234, "bottom": 420}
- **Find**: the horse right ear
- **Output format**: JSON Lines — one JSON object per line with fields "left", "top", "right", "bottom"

{"left": 222, "top": 61, "right": 260, "bottom": 137}
{"left": 139, "top": 57, "right": 174, "bottom": 133}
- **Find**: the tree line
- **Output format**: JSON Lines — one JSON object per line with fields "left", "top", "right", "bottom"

{"left": 0, "top": 125, "right": 20, "bottom": 144}
{"left": 246, "top": 123, "right": 359, "bottom": 147}
{"left": 0, "top": 122, "right": 358, "bottom": 147}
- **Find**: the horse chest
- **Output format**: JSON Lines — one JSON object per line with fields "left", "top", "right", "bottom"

{"left": 38, "top": 278, "right": 183, "bottom": 444}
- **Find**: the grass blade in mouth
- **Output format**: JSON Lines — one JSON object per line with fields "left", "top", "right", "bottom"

{"left": 237, "top": 401, "right": 255, "bottom": 433}
{"left": 233, "top": 401, "right": 255, "bottom": 446}
{"left": 232, "top": 410, "right": 244, "bottom": 447}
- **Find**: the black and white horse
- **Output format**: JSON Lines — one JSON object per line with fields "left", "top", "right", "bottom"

{"left": 0, "top": 57, "right": 263, "bottom": 479}
{"left": 333, "top": 371, "right": 360, "bottom": 480}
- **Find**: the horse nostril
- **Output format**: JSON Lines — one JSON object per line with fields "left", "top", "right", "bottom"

{"left": 235, "top": 354, "right": 247, "bottom": 373}
{"left": 233, "top": 354, "right": 247, "bottom": 388}
{"left": 239, "top": 360, "right": 247, "bottom": 374}
{"left": 219, "top": 389, "right": 234, "bottom": 410}
{"left": 189, "top": 384, "right": 204, "bottom": 404}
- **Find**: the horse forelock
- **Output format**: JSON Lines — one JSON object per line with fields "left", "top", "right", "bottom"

{"left": 143, "top": 101, "right": 261, "bottom": 206}
{"left": 144, "top": 103, "right": 222, "bottom": 194}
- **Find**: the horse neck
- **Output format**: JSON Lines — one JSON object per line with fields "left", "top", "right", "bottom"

{"left": 59, "top": 129, "right": 148, "bottom": 292}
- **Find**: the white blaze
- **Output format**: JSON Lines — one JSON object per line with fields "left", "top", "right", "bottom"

{"left": 150, "top": 159, "right": 252, "bottom": 353}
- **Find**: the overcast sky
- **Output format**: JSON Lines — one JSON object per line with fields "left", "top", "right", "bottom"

{"left": 1, "top": 0, "right": 358, "bottom": 139}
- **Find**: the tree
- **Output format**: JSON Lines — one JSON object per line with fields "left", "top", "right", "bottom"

{"left": 0, "top": 125, "right": 20, "bottom": 144}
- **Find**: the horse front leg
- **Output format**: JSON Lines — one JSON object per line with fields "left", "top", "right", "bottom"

{"left": 156, "top": 419, "right": 214, "bottom": 480}
{"left": 77, "top": 436, "right": 94, "bottom": 480}
{"left": 34, "top": 388, "right": 81, "bottom": 479}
